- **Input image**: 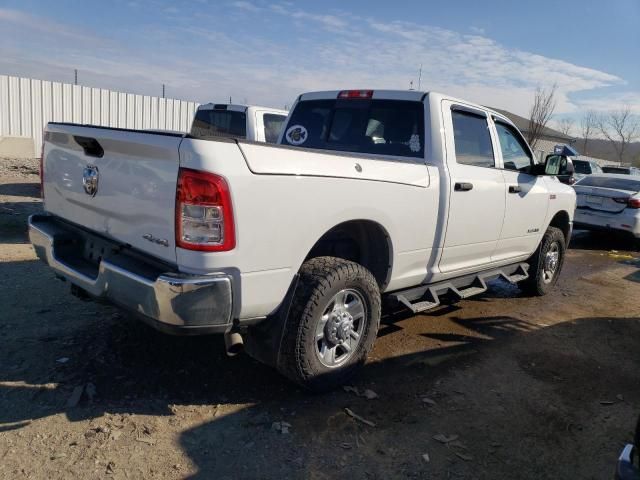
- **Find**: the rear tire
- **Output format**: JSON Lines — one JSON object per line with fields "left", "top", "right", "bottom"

{"left": 520, "top": 226, "right": 566, "bottom": 296}
{"left": 277, "top": 256, "right": 381, "bottom": 392}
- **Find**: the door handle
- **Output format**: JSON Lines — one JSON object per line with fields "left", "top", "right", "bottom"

{"left": 508, "top": 185, "right": 521, "bottom": 194}
{"left": 454, "top": 182, "right": 473, "bottom": 192}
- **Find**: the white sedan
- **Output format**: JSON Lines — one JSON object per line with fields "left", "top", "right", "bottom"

{"left": 573, "top": 174, "right": 640, "bottom": 238}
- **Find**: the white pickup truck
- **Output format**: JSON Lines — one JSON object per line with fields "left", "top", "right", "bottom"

{"left": 30, "top": 89, "right": 576, "bottom": 390}
{"left": 190, "top": 103, "right": 288, "bottom": 143}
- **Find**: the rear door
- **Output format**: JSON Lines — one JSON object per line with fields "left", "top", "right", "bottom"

{"left": 43, "top": 124, "right": 182, "bottom": 263}
{"left": 438, "top": 102, "right": 505, "bottom": 273}
{"left": 492, "top": 119, "right": 548, "bottom": 261}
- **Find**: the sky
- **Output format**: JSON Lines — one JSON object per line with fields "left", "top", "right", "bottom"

{"left": 0, "top": 0, "right": 638, "bottom": 128}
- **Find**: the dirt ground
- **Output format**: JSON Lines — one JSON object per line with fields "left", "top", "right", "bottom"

{"left": 1, "top": 157, "right": 639, "bottom": 479}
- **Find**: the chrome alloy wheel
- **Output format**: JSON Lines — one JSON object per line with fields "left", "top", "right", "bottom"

{"left": 542, "top": 241, "right": 560, "bottom": 284}
{"left": 314, "top": 289, "right": 366, "bottom": 368}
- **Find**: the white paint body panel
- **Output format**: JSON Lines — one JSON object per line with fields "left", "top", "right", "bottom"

{"left": 41, "top": 90, "right": 576, "bottom": 321}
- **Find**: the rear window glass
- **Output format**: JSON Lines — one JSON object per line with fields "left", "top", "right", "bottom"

{"left": 263, "top": 113, "right": 286, "bottom": 144}
{"left": 282, "top": 99, "right": 425, "bottom": 160}
{"left": 602, "top": 167, "right": 630, "bottom": 174}
{"left": 576, "top": 176, "right": 640, "bottom": 191}
{"left": 572, "top": 160, "right": 591, "bottom": 174}
{"left": 190, "top": 109, "right": 247, "bottom": 139}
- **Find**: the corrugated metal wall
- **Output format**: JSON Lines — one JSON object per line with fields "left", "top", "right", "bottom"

{"left": 0, "top": 74, "right": 199, "bottom": 152}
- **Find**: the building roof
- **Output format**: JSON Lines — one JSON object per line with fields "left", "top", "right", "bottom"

{"left": 489, "top": 108, "right": 575, "bottom": 143}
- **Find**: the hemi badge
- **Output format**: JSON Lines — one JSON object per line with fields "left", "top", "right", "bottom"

{"left": 550, "top": 194, "right": 557, "bottom": 200}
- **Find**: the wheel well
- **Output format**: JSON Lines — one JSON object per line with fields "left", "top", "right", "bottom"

{"left": 305, "top": 220, "right": 392, "bottom": 289}
{"left": 549, "top": 210, "right": 571, "bottom": 243}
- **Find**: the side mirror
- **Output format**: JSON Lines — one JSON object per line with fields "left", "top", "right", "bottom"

{"left": 544, "top": 154, "right": 574, "bottom": 176}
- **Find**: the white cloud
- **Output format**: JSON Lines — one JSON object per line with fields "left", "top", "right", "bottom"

{"left": 0, "top": 5, "right": 637, "bottom": 118}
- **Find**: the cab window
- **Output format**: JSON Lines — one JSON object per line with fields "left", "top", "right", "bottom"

{"left": 495, "top": 122, "right": 533, "bottom": 173}
{"left": 451, "top": 110, "right": 495, "bottom": 168}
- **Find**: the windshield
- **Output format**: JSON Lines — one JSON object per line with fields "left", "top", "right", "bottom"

{"left": 190, "top": 109, "right": 247, "bottom": 139}
{"left": 576, "top": 176, "right": 640, "bottom": 192}
{"left": 282, "top": 99, "right": 425, "bottom": 160}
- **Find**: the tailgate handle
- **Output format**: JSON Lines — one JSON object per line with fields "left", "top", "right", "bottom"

{"left": 74, "top": 136, "right": 104, "bottom": 158}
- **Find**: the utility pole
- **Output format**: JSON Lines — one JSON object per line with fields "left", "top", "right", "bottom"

{"left": 162, "top": 84, "right": 165, "bottom": 98}
{"left": 74, "top": 69, "right": 78, "bottom": 85}
{"left": 418, "top": 64, "right": 422, "bottom": 90}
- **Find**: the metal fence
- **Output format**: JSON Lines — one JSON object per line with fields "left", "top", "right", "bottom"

{"left": 0, "top": 74, "right": 199, "bottom": 153}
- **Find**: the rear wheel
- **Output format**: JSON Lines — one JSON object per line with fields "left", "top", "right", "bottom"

{"left": 278, "top": 257, "right": 381, "bottom": 392}
{"left": 520, "top": 226, "right": 566, "bottom": 296}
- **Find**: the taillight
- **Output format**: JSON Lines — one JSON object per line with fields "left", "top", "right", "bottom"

{"left": 175, "top": 168, "right": 235, "bottom": 251}
{"left": 613, "top": 197, "right": 640, "bottom": 208}
{"left": 39, "top": 141, "right": 45, "bottom": 199}
{"left": 628, "top": 198, "right": 640, "bottom": 209}
{"left": 337, "top": 90, "right": 373, "bottom": 99}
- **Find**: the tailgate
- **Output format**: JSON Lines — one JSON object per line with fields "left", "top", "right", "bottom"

{"left": 43, "top": 123, "right": 183, "bottom": 263}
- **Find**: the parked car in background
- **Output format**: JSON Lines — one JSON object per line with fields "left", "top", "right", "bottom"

{"left": 602, "top": 166, "right": 640, "bottom": 176}
{"left": 572, "top": 159, "right": 603, "bottom": 180}
{"left": 615, "top": 414, "right": 639, "bottom": 480}
{"left": 573, "top": 174, "right": 640, "bottom": 239}
{"left": 190, "top": 103, "right": 288, "bottom": 143}
{"left": 30, "top": 89, "right": 575, "bottom": 391}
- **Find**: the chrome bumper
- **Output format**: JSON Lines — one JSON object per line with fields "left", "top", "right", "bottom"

{"left": 28, "top": 214, "right": 233, "bottom": 334}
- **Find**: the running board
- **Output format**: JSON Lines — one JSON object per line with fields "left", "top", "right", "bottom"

{"left": 388, "top": 263, "right": 529, "bottom": 314}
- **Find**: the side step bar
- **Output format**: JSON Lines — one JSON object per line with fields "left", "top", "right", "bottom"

{"left": 388, "top": 263, "right": 529, "bottom": 314}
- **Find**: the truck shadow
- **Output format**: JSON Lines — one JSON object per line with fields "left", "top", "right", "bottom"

{"left": 175, "top": 315, "right": 640, "bottom": 479}
{"left": 0, "top": 182, "right": 40, "bottom": 198}
{"left": 1, "top": 258, "right": 640, "bottom": 478}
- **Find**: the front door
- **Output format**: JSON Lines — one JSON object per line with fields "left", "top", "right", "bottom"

{"left": 438, "top": 102, "right": 506, "bottom": 274}
{"left": 491, "top": 120, "right": 548, "bottom": 261}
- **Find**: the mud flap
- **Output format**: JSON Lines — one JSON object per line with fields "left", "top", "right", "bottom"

{"left": 243, "top": 274, "right": 299, "bottom": 369}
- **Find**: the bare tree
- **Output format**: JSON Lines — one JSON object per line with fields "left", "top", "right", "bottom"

{"left": 580, "top": 110, "right": 597, "bottom": 155}
{"left": 597, "top": 107, "right": 640, "bottom": 163}
{"left": 557, "top": 118, "right": 574, "bottom": 136}
{"left": 527, "top": 84, "right": 557, "bottom": 150}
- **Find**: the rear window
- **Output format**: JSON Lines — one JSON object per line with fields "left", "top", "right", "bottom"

{"left": 263, "top": 113, "right": 286, "bottom": 144}
{"left": 602, "top": 166, "right": 630, "bottom": 174}
{"left": 576, "top": 176, "right": 640, "bottom": 191}
{"left": 572, "top": 160, "right": 591, "bottom": 174}
{"left": 190, "top": 109, "right": 247, "bottom": 139}
{"left": 282, "top": 99, "right": 425, "bottom": 160}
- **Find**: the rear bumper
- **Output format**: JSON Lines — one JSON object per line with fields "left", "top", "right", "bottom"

{"left": 28, "top": 214, "right": 233, "bottom": 334}
{"left": 574, "top": 208, "right": 640, "bottom": 238}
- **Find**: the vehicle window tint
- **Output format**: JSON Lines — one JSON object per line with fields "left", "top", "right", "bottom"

{"left": 572, "top": 160, "right": 590, "bottom": 174}
{"left": 190, "top": 109, "right": 247, "bottom": 139}
{"left": 495, "top": 122, "right": 532, "bottom": 173}
{"left": 576, "top": 176, "right": 640, "bottom": 191}
{"left": 602, "top": 167, "right": 631, "bottom": 175}
{"left": 592, "top": 163, "right": 603, "bottom": 173}
{"left": 451, "top": 111, "right": 494, "bottom": 168}
{"left": 263, "top": 113, "right": 286, "bottom": 144}
{"left": 282, "top": 99, "right": 425, "bottom": 160}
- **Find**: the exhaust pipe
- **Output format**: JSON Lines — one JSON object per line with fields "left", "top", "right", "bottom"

{"left": 224, "top": 331, "right": 244, "bottom": 357}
